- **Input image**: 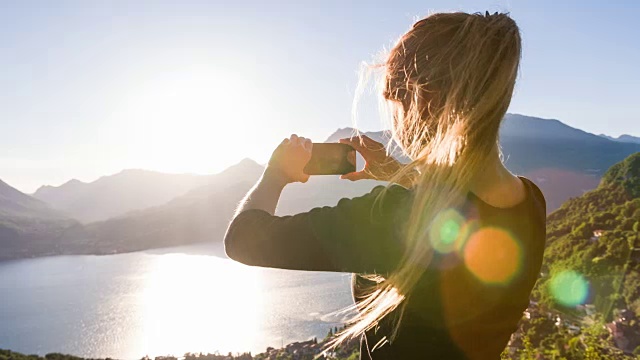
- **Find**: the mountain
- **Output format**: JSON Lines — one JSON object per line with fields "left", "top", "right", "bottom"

{"left": 499, "top": 114, "right": 640, "bottom": 211}
{"left": 0, "top": 179, "right": 80, "bottom": 260}
{"left": 500, "top": 114, "right": 608, "bottom": 141}
{"left": 600, "top": 134, "right": 640, "bottom": 144}
{"left": 498, "top": 114, "right": 639, "bottom": 177}
{"left": 33, "top": 169, "right": 215, "bottom": 223}
{"left": 1, "top": 179, "right": 65, "bottom": 219}
{"left": 62, "top": 159, "right": 267, "bottom": 254}
{"left": 327, "top": 113, "right": 640, "bottom": 212}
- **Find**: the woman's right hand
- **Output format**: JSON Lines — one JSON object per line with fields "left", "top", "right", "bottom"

{"left": 339, "top": 135, "right": 403, "bottom": 182}
{"left": 267, "top": 134, "right": 312, "bottom": 185}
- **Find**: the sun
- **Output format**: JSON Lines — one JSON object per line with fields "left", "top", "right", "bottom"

{"left": 110, "top": 64, "right": 272, "bottom": 174}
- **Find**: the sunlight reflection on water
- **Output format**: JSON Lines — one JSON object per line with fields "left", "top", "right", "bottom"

{"left": 0, "top": 245, "right": 353, "bottom": 359}
{"left": 137, "top": 254, "right": 265, "bottom": 357}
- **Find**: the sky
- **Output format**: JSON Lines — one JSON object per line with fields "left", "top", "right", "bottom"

{"left": 1, "top": 0, "right": 639, "bottom": 193}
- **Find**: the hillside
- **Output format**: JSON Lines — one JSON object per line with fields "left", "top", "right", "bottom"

{"left": 539, "top": 152, "right": 640, "bottom": 313}
{"left": 33, "top": 170, "right": 214, "bottom": 223}
{"left": 0, "top": 179, "right": 80, "bottom": 260}
{"left": 505, "top": 152, "right": 640, "bottom": 359}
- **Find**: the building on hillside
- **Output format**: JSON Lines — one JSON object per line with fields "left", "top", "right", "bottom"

{"left": 576, "top": 304, "right": 596, "bottom": 316}
{"left": 590, "top": 229, "right": 605, "bottom": 242}
{"left": 607, "top": 310, "right": 640, "bottom": 355}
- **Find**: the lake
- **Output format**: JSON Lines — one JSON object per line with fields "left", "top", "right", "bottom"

{"left": 0, "top": 243, "right": 354, "bottom": 359}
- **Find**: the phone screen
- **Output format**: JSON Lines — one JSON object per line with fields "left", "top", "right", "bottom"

{"left": 303, "top": 143, "right": 356, "bottom": 175}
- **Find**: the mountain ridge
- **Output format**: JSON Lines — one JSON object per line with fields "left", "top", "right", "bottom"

{"left": 0, "top": 179, "right": 67, "bottom": 219}
{"left": 600, "top": 133, "right": 640, "bottom": 144}
{"left": 33, "top": 169, "right": 213, "bottom": 223}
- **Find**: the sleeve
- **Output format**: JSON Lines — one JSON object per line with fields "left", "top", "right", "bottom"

{"left": 223, "top": 185, "right": 410, "bottom": 274}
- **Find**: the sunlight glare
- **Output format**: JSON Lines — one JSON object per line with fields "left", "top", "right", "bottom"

{"left": 463, "top": 227, "right": 522, "bottom": 285}
{"left": 549, "top": 270, "right": 589, "bottom": 307}
{"left": 111, "top": 65, "right": 273, "bottom": 174}
{"left": 137, "top": 253, "right": 264, "bottom": 357}
{"left": 429, "top": 208, "right": 467, "bottom": 254}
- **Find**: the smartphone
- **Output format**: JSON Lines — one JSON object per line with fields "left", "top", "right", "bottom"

{"left": 303, "top": 143, "right": 356, "bottom": 175}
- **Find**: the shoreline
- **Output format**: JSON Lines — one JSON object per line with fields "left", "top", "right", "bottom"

{"left": 0, "top": 241, "right": 228, "bottom": 263}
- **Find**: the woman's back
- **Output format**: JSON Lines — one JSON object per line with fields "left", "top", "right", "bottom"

{"left": 353, "top": 177, "right": 546, "bottom": 359}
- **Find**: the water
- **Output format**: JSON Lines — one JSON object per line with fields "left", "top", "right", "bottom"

{"left": 0, "top": 244, "right": 354, "bottom": 359}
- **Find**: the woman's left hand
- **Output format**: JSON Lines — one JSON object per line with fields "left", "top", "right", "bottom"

{"left": 339, "top": 135, "right": 402, "bottom": 182}
{"left": 266, "top": 134, "right": 313, "bottom": 184}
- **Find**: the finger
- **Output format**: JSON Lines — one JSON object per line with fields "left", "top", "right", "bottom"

{"left": 280, "top": 138, "right": 290, "bottom": 145}
{"left": 340, "top": 137, "right": 368, "bottom": 154}
{"left": 296, "top": 136, "right": 308, "bottom": 149}
{"left": 340, "top": 171, "right": 372, "bottom": 181}
{"left": 361, "top": 135, "right": 384, "bottom": 149}
{"left": 349, "top": 141, "right": 379, "bottom": 162}
{"left": 290, "top": 134, "right": 299, "bottom": 144}
{"left": 302, "top": 138, "right": 312, "bottom": 151}
{"left": 300, "top": 174, "right": 310, "bottom": 183}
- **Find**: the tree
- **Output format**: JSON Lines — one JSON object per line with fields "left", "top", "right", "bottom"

{"left": 572, "top": 222, "right": 592, "bottom": 239}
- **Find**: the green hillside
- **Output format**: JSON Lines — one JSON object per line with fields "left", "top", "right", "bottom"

{"left": 506, "top": 152, "right": 640, "bottom": 359}
{"left": 540, "top": 152, "right": 640, "bottom": 316}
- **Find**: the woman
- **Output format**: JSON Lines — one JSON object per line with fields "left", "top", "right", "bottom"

{"left": 224, "top": 11, "right": 546, "bottom": 360}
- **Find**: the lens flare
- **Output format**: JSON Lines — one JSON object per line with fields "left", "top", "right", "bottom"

{"left": 549, "top": 270, "right": 589, "bottom": 307}
{"left": 463, "top": 227, "right": 521, "bottom": 285}
{"left": 429, "top": 209, "right": 466, "bottom": 254}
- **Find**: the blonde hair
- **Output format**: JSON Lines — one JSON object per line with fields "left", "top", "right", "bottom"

{"left": 326, "top": 11, "right": 522, "bottom": 352}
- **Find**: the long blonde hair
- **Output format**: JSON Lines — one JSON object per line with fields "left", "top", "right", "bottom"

{"left": 326, "top": 11, "right": 522, "bottom": 351}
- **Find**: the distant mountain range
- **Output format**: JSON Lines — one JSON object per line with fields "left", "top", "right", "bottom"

{"left": 599, "top": 133, "right": 640, "bottom": 144}
{"left": 1, "top": 113, "right": 639, "bottom": 260}
{"left": 32, "top": 169, "right": 214, "bottom": 223}
{"left": 72, "top": 159, "right": 266, "bottom": 254}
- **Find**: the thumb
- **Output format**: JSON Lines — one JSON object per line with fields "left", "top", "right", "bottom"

{"left": 340, "top": 171, "right": 372, "bottom": 181}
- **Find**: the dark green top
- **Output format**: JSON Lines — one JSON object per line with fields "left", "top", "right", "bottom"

{"left": 224, "top": 177, "right": 546, "bottom": 359}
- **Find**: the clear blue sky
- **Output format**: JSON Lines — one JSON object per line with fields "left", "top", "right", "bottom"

{"left": 1, "top": 0, "right": 638, "bottom": 193}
